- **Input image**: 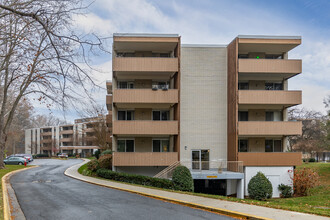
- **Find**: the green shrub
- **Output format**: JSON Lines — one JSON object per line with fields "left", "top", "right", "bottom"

{"left": 96, "top": 168, "right": 174, "bottom": 189}
{"left": 278, "top": 184, "right": 293, "bottom": 198}
{"left": 87, "top": 159, "right": 100, "bottom": 172}
{"left": 308, "top": 158, "right": 316, "bottom": 162}
{"left": 98, "top": 155, "right": 112, "bottom": 169}
{"left": 248, "top": 172, "right": 273, "bottom": 200}
{"left": 94, "top": 150, "right": 101, "bottom": 159}
{"left": 172, "top": 165, "right": 194, "bottom": 192}
{"left": 100, "top": 150, "right": 112, "bottom": 156}
{"left": 34, "top": 154, "right": 49, "bottom": 158}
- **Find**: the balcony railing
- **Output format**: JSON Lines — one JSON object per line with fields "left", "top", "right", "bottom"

{"left": 238, "top": 121, "right": 302, "bottom": 136}
{"left": 238, "top": 59, "right": 302, "bottom": 74}
{"left": 60, "top": 138, "right": 73, "bottom": 142}
{"left": 60, "top": 130, "right": 74, "bottom": 135}
{"left": 41, "top": 132, "right": 52, "bottom": 136}
{"left": 113, "top": 89, "right": 179, "bottom": 104}
{"left": 238, "top": 90, "right": 302, "bottom": 106}
{"left": 238, "top": 152, "right": 302, "bottom": 166}
{"left": 113, "top": 152, "right": 178, "bottom": 166}
{"left": 113, "top": 57, "right": 179, "bottom": 72}
{"left": 113, "top": 120, "right": 178, "bottom": 135}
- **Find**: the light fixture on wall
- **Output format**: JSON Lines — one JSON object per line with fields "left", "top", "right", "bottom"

{"left": 185, "top": 146, "right": 187, "bottom": 150}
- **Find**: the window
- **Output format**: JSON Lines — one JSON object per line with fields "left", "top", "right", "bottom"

{"left": 152, "top": 140, "right": 170, "bottom": 152}
{"left": 239, "top": 140, "right": 248, "bottom": 152}
{"left": 118, "top": 81, "right": 134, "bottom": 89}
{"left": 238, "top": 54, "right": 248, "bottom": 59}
{"left": 152, "top": 81, "right": 169, "bottom": 90}
{"left": 265, "top": 82, "right": 283, "bottom": 90}
{"left": 238, "top": 111, "right": 248, "bottom": 121}
{"left": 118, "top": 110, "right": 134, "bottom": 120}
{"left": 265, "top": 140, "right": 282, "bottom": 152}
{"left": 152, "top": 110, "right": 169, "bottom": 121}
{"left": 265, "top": 54, "right": 283, "bottom": 59}
{"left": 117, "top": 140, "right": 134, "bottom": 152}
{"left": 238, "top": 82, "right": 249, "bottom": 90}
{"left": 266, "top": 112, "right": 274, "bottom": 121}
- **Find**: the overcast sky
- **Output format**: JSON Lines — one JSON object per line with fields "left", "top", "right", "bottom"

{"left": 40, "top": 0, "right": 330, "bottom": 122}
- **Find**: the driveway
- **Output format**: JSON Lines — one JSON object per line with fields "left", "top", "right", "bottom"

{"left": 10, "top": 159, "right": 234, "bottom": 220}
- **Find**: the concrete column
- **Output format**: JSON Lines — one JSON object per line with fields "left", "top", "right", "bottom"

{"left": 236, "top": 178, "right": 244, "bottom": 199}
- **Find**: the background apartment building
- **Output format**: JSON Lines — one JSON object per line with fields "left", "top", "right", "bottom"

{"left": 25, "top": 117, "right": 103, "bottom": 157}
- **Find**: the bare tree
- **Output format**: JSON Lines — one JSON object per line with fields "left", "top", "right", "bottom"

{"left": 0, "top": 0, "right": 108, "bottom": 168}
{"left": 31, "top": 114, "right": 67, "bottom": 128}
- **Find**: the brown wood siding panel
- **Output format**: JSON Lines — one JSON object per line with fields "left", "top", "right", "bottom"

{"left": 227, "top": 38, "right": 238, "bottom": 161}
{"left": 238, "top": 38, "right": 301, "bottom": 45}
{"left": 40, "top": 139, "right": 52, "bottom": 144}
{"left": 113, "top": 89, "right": 178, "bottom": 104}
{"left": 113, "top": 152, "right": 178, "bottom": 166}
{"left": 41, "top": 132, "right": 52, "bottom": 136}
{"left": 113, "top": 121, "right": 179, "bottom": 135}
{"left": 59, "top": 130, "right": 74, "bottom": 135}
{"left": 60, "top": 138, "right": 73, "bottom": 142}
{"left": 238, "top": 152, "right": 302, "bottom": 166}
{"left": 114, "top": 37, "right": 179, "bottom": 43}
{"left": 113, "top": 57, "right": 178, "bottom": 72}
{"left": 239, "top": 90, "right": 302, "bottom": 105}
{"left": 238, "top": 59, "right": 302, "bottom": 73}
{"left": 238, "top": 121, "right": 302, "bottom": 136}
{"left": 106, "top": 95, "right": 112, "bottom": 105}
{"left": 175, "top": 37, "right": 181, "bottom": 161}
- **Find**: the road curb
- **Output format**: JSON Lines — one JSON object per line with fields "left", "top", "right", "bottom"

{"left": 65, "top": 160, "right": 271, "bottom": 220}
{"left": 2, "top": 166, "right": 37, "bottom": 220}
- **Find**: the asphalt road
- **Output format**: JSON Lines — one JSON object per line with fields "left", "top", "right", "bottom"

{"left": 10, "top": 159, "right": 234, "bottom": 220}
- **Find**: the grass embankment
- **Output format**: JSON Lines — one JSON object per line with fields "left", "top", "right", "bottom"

{"left": 79, "top": 162, "right": 330, "bottom": 217}
{"left": 0, "top": 165, "right": 27, "bottom": 220}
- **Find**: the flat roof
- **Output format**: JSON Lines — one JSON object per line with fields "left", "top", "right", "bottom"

{"left": 113, "top": 33, "right": 179, "bottom": 38}
{"left": 182, "top": 44, "right": 227, "bottom": 48}
{"left": 237, "top": 35, "right": 301, "bottom": 40}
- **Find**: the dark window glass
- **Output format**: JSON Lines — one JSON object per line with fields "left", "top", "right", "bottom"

{"left": 265, "top": 140, "right": 273, "bottom": 152}
{"left": 238, "top": 111, "right": 248, "bottom": 121}
{"left": 238, "top": 54, "right": 248, "bottom": 59}
{"left": 153, "top": 111, "right": 161, "bottom": 120}
{"left": 161, "top": 111, "right": 169, "bottom": 121}
{"left": 201, "top": 150, "right": 210, "bottom": 170}
{"left": 118, "top": 82, "right": 128, "bottom": 89}
{"left": 160, "top": 53, "right": 170, "bottom": 57}
{"left": 162, "top": 140, "right": 169, "bottom": 152}
{"left": 127, "top": 111, "right": 134, "bottom": 121}
{"left": 274, "top": 83, "right": 283, "bottom": 90}
{"left": 117, "top": 140, "right": 125, "bottom": 152}
{"left": 274, "top": 140, "right": 282, "bottom": 152}
{"left": 266, "top": 112, "right": 274, "bottom": 121}
{"left": 153, "top": 140, "right": 161, "bottom": 152}
{"left": 265, "top": 82, "right": 283, "bottom": 90}
{"left": 238, "top": 82, "right": 249, "bottom": 90}
{"left": 118, "top": 111, "right": 126, "bottom": 120}
{"left": 239, "top": 140, "right": 248, "bottom": 152}
{"left": 265, "top": 83, "right": 274, "bottom": 90}
{"left": 126, "top": 140, "right": 134, "bottom": 152}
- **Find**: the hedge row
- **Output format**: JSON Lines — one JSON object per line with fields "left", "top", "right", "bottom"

{"left": 33, "top": 154, "right": 49, "bottom": 158}
{"left": 96, "top": 168, "right": 174, "bottom": 189}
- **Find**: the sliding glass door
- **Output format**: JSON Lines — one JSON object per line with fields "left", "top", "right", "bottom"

{"left": 192, "top": 150, "right": 209, "bottom": 170}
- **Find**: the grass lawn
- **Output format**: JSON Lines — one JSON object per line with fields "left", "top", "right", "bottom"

{"left": 79, "top": 162, "right": 330, "bottom": 217}
{"left": 0, "top": 165, "right": 27, "bottom": 220}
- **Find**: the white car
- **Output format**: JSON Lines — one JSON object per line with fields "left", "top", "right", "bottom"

{"left": 58, "top": 153, "right": 68, "bottom": 158}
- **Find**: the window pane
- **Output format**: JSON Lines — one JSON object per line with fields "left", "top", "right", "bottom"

{"left": 265, "top": 140, "right": 273, "bottom": 152}
{"left": 161, "top": 111, "right": 169, "bottom": 121}
{"left": 118, "top": 82, "right": 127, "bottom": 89}
{"left": 127, "top": 111, "right": 134, "bottom": 121}
{"left": 238, "top": 111, "right": 248, "bottom": 121}
{"left": 126, "top": 140, "right": 134, "bottom": 152}
{"left": 117, "top": 140, "right": 125, "bottom": 152}
{"left": 239, "top": 140, "right": 248, "bottom": 152}
{"left": 118, "top": 111, "right": 126, "bottom": 120}
{"left": 161, "top": 140, "right": 169, "bottom": 152}
{"left": 153, "top": 140, "right": 161, "bottom": 152}
{"left": 265, "top": 83, "right": 274, "bottom": 90}
{"left": 153, "top": 111, "right": 160, "bottom": 120}
{"left": 238, "top": 82, "right": 249, "bottom": 90}
{"left": 266, "top": 112, "right": 274, "bottom": 121}
{"left": 201, "top": 150, "right": 209, "bottom": 170}
{"left": 274, "top": 83, "right": 283, "bottom": 90}
{"left": 274, "top": 140, "right": 282, "bottom": 152}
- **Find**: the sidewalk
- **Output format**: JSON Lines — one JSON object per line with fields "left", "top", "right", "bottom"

{"left": 65, "top": 160, "right": 328, "bottom": 220}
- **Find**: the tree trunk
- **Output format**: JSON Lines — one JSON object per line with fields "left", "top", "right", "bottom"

{"left": 0, "top": 134, "right": 6, "bottom": 169}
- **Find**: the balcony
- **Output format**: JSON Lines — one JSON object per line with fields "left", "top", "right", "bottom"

{"left": 238, "top": 152, "right": 302, "bottom": 166}
{"left": 60, "top": 130, "right": 74, "bottom": 135}
{"left": 113, "top": 89, "right": 179, "bottom": 104}
{"left": 106, "top": 95, "right": 112, "bottom": 105}
{"left": 60, "top": 138, "right": 73, "bottom": 142}
{"left": 41, "top": 147, "right": 52, "bottom": 151}
{"left": 106, "top": 114, "right": 112, "bottom": 124}
{"left": 238, "top": 121, "right": 302, "bottom": 136}
{"left": 113, "top": 57, "right": 178, "bottom": 72}
{"left": 113, "top": 121, "right": 178, "bottom": 135}
{"left": 238, "top": 90, "right": 302, "bottom": 107}
{"left": 41, "top": 132, "right": 52, "bottom": 136}
{"left": 84, "top": 128, "right": 94, "bottom": 133}
{"left": 41, "top": 139, "right": 52, "bottom": 144}
{"left": 238, "top": 59, "right": 302, "bottom": 75}
{"left": 113, "top": 152, "right": 178, "bottom": 166}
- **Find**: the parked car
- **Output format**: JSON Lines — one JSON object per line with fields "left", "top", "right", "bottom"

{"left": 58, "top": 153, "right": 68, "bottom": 158}
{"left": 22, "top": 154, "right": 33, "bottom": 162}
{"left": 7, "top": 154, "right": 30, "bottom": 163}
{"left": 15, "top": 154, "right": 32, "bottom": 162}
{"left": 4, "top": 157, "right": 26, "bottom": 165}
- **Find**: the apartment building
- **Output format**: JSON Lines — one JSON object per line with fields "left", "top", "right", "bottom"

{"left": 25, "top": 117, "right": 103, "bottom": 157}
{"left": 109, "top": 33, "right": 302, "bottom": 198}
